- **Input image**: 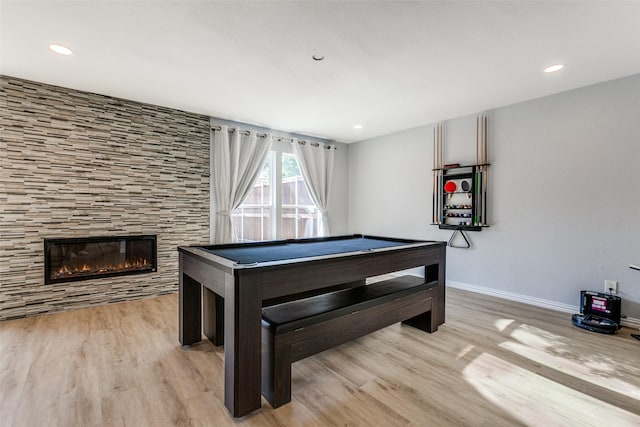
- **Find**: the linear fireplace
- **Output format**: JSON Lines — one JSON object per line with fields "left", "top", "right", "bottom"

{"left": 44, "top": 235, "right": 157, "bottom": 285}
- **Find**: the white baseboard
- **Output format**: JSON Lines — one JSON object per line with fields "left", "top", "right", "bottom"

{"left": 447, "top": 280, "right": 640, "bottom": 330}
{"left": 622, "top": 317, "right": 640, "bottom": 329}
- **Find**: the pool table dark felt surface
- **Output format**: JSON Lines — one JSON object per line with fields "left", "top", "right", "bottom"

{"left": 200, "top": 234, "right": 419, "bottom": 265}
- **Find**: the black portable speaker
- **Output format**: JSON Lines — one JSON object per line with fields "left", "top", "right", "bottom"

{"left": 580, "top": 290, "right": 621, "bottom": 325}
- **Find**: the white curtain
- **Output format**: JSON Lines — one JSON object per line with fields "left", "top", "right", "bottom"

{"left": 292, "top": 139, "right": 335, "bottom": 237}
{"left": 212, "top": 126, "right": 272, "bottom": 243}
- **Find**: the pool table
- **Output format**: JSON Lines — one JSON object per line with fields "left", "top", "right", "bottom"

{"left": 178, "top": 234, "right": 446, "bottom": 417}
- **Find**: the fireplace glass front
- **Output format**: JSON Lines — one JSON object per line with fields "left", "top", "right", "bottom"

{"left": 44, "top": 235, "right": 157, "bottom": 285}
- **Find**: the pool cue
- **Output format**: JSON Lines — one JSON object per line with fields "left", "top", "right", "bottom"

{"left": 482, "top": 115, "right": 488, "bottom": 226}
{"left": 438, "top": 174, "right": 443, "bottom": 223}
{"left": 474, "top": 116, "right": 479, "bottom": 225}
{"left": 476, "top": 115, "right": 479, "bottom": 167}
{"left": 437, "top": 123, "right": 443, "bottom": 223}
{"left": 477, "top": 170, "right": 483, "bottom": 226}
{"left": 473, "top": 117, "right": 482, "bottom": 225}
{"left": 478, "top": 115, "right": 484, "bottom": 225}
{"left": 433, "top": 127, "right": 437, "bottom": 223}
{"left": 431, "top": 128, "right": 436, "bottom": 223}
{"left": 439, "top": 123, "right": 443, "bottom": 223}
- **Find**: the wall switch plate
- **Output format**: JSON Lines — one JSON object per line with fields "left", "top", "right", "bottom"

{"left": 605, "top": 280, "right": 618, "bottom": 294}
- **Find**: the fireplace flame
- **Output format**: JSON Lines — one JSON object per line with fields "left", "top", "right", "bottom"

{"left": 54, "top": 258, "right": 151, "bottom": 278}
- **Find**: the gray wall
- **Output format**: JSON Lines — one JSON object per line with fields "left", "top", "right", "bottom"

{"left": 0, "top": 76, "right": 211, "bottom": 320}
{"left": 349, "top": 73, "right": 640, "bottom": 321}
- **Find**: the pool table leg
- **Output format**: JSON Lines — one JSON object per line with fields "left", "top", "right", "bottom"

{"left": 224, "top": 273, "right": 262, "bottom": 417}
{"left": 421, "top": 246, "right": 446, "bottom": 331}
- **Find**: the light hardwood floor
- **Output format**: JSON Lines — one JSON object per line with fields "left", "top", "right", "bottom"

{"left": 1, "top": 287, "right": 639, "bottom": 427}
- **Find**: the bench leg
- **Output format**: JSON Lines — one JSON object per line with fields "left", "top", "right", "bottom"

{"left": 203, "top": 287, "right": 224, "bottom": 346}
{"left": 262, "top": 327, "right": 292, "bottom": 408}
{"left": 179, "top": 271, "right": 202, "bottom": 346}
{"left": 402, "top": 311, "right": 437, "bottom": 333}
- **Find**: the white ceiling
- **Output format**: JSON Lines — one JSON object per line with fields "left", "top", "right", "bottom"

{"left": 1, "top": 1, "right": 639, "bottom": 143}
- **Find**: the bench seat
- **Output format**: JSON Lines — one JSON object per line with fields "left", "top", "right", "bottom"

{"left": 261, "top": 275, "right": 437, "bottom": 408}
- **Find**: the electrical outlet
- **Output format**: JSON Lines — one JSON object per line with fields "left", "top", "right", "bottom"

{"left": 604, "top": 280, "right": 618, "bottom": 294}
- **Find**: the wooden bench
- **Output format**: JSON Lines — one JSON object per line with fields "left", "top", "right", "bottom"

{"left": 261, "top": 275, "right": 438, "bottom": 408}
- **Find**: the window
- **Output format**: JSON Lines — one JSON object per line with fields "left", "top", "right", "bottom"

{"left": 281, "top": 153, "right": 319, "bottom": 239}
{"left": 231, "top": 153, "right": 274, "bottom": 242}
{"left": 232, "top": 151, "right": 319, "bottom": 242}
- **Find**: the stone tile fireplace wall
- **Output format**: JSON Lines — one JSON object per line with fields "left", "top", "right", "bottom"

{"left": 0, "top": 76, "right": 210, "bottom": 320}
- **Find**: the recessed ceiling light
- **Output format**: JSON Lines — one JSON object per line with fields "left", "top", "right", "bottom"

{"left": 544, "top": 64, "right": 565, "bottom": 73}
{"left": 312, "top": 55, "right": 324, "bottom": 61}
{"left": 49, "top": 44, "right": 73, "bottom": 55}
{"left": 353, "top": 124, "right": 363, "bottom": 129}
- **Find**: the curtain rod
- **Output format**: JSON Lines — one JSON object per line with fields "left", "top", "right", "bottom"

{"left": 210, "top": 126, "right": 336, "bottom": 149}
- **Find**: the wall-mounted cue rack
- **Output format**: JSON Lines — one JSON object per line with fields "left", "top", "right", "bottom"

{"left": 431, "top": 115, "right": 490, "bottom": 248}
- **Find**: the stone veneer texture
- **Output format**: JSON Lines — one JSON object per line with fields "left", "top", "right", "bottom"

{"left": 0, "top": 76, "right": 210, "bottom": 320}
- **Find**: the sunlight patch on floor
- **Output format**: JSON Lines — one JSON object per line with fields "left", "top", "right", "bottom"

{"left": 494, "top": 319, "right": 515, "bottom": 332}
{"left": 456, "top": 344, "right": 475, "bottom": 360}
{"left": 509, "top": 324, "right": 562, "bottom": 348}
{"left": 463, "top": 352, "right": 640, "bottom": 426}
{"left": 499, "top": 323, "right": 640, "bottom": 400}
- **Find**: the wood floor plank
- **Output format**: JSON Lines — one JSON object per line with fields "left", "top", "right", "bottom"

{"left": 1, "top": 287, "right": 640, "bottom": 426}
